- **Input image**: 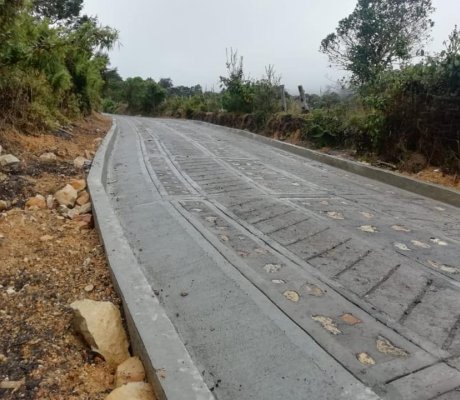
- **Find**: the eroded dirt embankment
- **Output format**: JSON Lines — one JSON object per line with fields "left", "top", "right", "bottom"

{"left": 0, "top": 115, "right": 155, "bottom": 399}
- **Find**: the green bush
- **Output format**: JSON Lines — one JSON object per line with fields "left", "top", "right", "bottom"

{"left": 303, "top": 108, "right": 345, "bottom": 147}
{"left": 0, "top": 2, "right": 118, "bottom": 131}
{"left": 252, "top": 66, "right": 283, "bottom": 127}
{"left": 219, "top": 50, "right": 254, "bottom": 113}
{"left": 356, "top": 26, "right": 460, "bottom": 170}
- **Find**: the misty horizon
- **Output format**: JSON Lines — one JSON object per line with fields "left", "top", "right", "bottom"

{"left": 84, "top": 0, "right": 460, "bottom": 94}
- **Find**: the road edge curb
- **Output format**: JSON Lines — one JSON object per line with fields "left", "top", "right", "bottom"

{"left": 88, "top": 120, "right": 215, "bottom": 400}
{"left": 191, "top": 120, "right": 460, "bottom": 208}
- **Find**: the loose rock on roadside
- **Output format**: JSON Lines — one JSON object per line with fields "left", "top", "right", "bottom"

{"left": 105, "top": 382, "right": 155, "bottom": 400}
{"left": 74, "top": 156, "right": 89, "bottom": 169}
{"left": 0, "top": 200, "right": 10, "bottom": 211}
{"left": 55, "top": 184, "right": 78, "bottom": 207}
{"left": 115, "top": 357, "right": 146, "bottom": 387}
{"left": 70, "top": 299, "right": 130, "bottom": 366}
{"left": 25, "top": 194, "right": 47, "bottom": 210}
{"left": 39, "top": 152, "right": 57, "bottom": 163}
{"left": 0, "top": 154, "right": 20, "bottom": 167}
{"left": 77, "top": 190, "right": 90, "bottom": 205}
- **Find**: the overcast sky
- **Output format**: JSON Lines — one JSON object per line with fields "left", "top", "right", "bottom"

{"left": 83, "top": 0, "right": 460, "bottom": 94}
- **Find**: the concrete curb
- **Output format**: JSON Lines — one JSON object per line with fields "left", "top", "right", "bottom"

{"left": 87, "top": 121, "right": 214, "bottom": 400}
{"left": 191, "top": 120, "right": 460, "bottom": 208}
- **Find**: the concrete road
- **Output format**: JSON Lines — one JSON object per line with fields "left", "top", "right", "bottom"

{"left": 106, "top": 115, "right": 460, "bottom": 400}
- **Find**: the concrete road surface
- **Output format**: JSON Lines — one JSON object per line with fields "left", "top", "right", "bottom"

{"left": 105, "top": 115, "right": 460, "bottom": 400}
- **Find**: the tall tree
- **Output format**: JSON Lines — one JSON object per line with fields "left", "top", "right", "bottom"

{"left": 142, "top": 78, "right": 166, "bottom": 114}
{"left": 33, "top": 0, "right": 83, "bottom": 22}
{"left": 158, "top": 78, "right": 173, "bottom": 90}
{"left": 320, "top": 0, "right": 435, "bottom": 84}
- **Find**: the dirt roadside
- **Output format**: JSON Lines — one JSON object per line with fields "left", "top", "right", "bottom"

{"left": 278, "top": 134, "right": 460, "bottom": 191}
{"left": 0, "top": 115, "right": 137, "bottom": 399}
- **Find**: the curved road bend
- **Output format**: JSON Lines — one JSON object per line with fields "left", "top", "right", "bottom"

{"left": 106, "top": 115, "right": 460, "bottom": 400}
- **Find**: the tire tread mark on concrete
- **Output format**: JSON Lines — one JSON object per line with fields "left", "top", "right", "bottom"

{"left": 205, "top": 182, "right": 247, "bottom": 193}
{"left": 221, "top": 149, "right": 326, "bottom": 194}
{"left": 148, "top": 133, "right": 202, "bottom": 195}
{"left": 263, "top": 217, "right": 312, "bottom": 235}
{"left": 214, "top": 187, "right": 261, "bottom": 199}
{"left": 399, "top": 279, "right": 433, "bottom": 324}
{"left": 307, "top": 226, "right": 331, "bottom": 238}
{"left": 333, "top": 250, "right": 373, "bottom": 278}
{"left": 225, "top": 197, "right": 266, "bottom": 208}
{"left": 178, "top": 161, "right": 222, "bottom": 168}
{"left": 384, "top": 361, "right": 439, "bottom": 385}
{"left": 163, "top": 125, "right": 276, "bottom": 195}
{"left": 306, "top": 238, "right": 353, "bottom": 261}
{"left": 237, "top": 202, "right": 281, "bottom": 217}
{"left": 248, "top": 208, "right": 295, "bottom": 225}
{"left": 186, "top": 169, "right": 228, "bottom": 177}
{"left": 340, "top": 198, "right": 460, "bottom": 246}
{"left": 184, "top": 169, "right": 230, "bottom": 178}
{"left": 282, "top": 226, "right": 331, "bottom": 247}
{"left": 177, "top": 164, "right": 222, "bottom": 171}
{"left": 208, "top": 185, "right": 255, "bottom": 195}
{"left": 187, "top": 168, "right": 232, "bottom": 179}
{"left": 200, "top": 181, "right": 245, "bottom": 191}
{"left": 195, "top": 177, "right": 241, "bottom": 186}
{"left": 362, "top": 264, "right": 402, "bottom": 298}
{"left": 442, "top": 316, "right": 460, "bottom": 351}
{"left": 127, "top": 120, "right": 169, "bottom": 197}
{"left": 276, "top": 193, "right": 331, "bottom": 199}
{"left": 395, "top": 250, "right": 460, "bottom": 285}
{"left": 430, "top": 388, "right": 460, "bottom": 400}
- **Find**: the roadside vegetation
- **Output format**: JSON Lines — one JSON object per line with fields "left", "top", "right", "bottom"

{"left": 103, "top": 0, "right": 460, "bottom": 177}
{"left": 0, "top": 0, "right": 117, "bottom": 131}
{"left": 0, "top": 0, "right": 459, "bottom": 398}
{"left": 0, "top": 2, "right": 159, "bottom": 399}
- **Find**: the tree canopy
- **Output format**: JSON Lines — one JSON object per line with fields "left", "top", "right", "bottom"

{"left": 0, "top": 0, "right": 118, "bottom": 129}
{"left": 33, "top": 0, "right": 83, "bottom": 22}
{"left": 320, "top": 0, "right": 435, "bottom": 84}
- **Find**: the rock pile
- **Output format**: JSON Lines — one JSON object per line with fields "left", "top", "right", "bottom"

{"left": 56, "top": 181, "right": 93, "bottom": 229}
{"left": 23, "top": 177, "right": 93, "bottom": 228}
{"left": 37, "top": 150, "right": 95, "bottom": 168}
{"left": 70, "top": 300, "right": 155, "bottom": 400}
